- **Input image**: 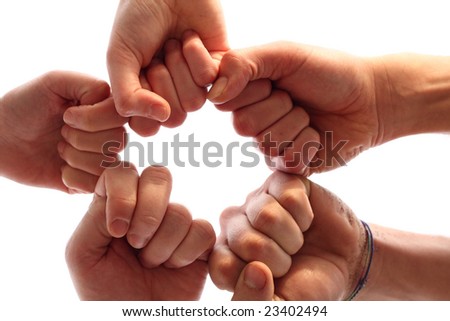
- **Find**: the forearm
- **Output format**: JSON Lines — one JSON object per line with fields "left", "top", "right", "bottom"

{"left": 0, "top": 95, "right": 21, "bottom": 179}
{"left": 0, "top": 96, "right": 11, "bottom": 177}
{"left": 357, "top": 224, "right": 450, "bottom": 300}
{"left": 371, "top": 54, "right": 450, "bottom": 144}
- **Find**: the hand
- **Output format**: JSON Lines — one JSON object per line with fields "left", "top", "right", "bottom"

{"left": 133, "top": 32, "right": 217, "bottom": 135}
{"left": 210, "top": 171, "right": 367, "bottom": 300}
{"left": 0, "top": 71, "right": 127, "bottom": 193}
{"left": 66, "top": 164, "right": 216, "bottom": 300}
{"left": 59, "top": 97, "right": 128, "bottom": 193}
{"left": 107, "top": 0, "right": 229, "bottom": 136}
{"left": 208, "top": 42, "right": 381, "bottom": 175}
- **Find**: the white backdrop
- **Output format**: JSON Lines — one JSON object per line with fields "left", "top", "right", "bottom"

{"left": 1, "top": 0, "right": 450, "bottom": 309}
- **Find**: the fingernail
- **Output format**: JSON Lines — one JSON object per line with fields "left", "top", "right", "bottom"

{"left": 208, "top": 77, "right": 228, "bottom": 103}
{"left": 127, "top": 234, "right": 148, "bottom": 249}
{"left": 147, "top": 105, "right": 170, "bottom": 122}
{"left": 244, "top": 264, "right": 267, "bottom": 290}
{"left": 57, "top": 141, "right": 66, "bottom": 156}
{"left": 63, "top": 110, "right": 77, "bottom": 127}
{"left": 60, "top": 125, "right": 69, "bottom": 139}
{"left": 110, "top": 219, "right": 129, "bottom": 238}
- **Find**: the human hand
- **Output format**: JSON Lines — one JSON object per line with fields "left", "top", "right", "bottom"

{"left": 0, "top": 71, "right": 127, "bottom": 193}
{"left": 59, "top": 97, "right": 128, "bottom": 193}
{"left": 107, "top": 0, "right": 228, "bottom": 136}
{"left": 133, "top": 32, "right": 218, "bottom": 135}
{"left": 209, "top": 171, "right": 367, "bottom": 300}
{"left": 66, "top": 164, "right": 215, "bottom": 300}
{"left": 208, "top": 42, "right": 381, "bottom": 175}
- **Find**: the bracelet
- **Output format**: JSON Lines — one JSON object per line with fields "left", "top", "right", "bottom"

{"left": 344, "top": 221, "right": 374, "bottom": 301}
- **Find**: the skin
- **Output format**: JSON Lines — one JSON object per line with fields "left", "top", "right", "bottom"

{"left": 211, "top": 171, "right": 450, "bottom": 301}
{"left": 66, "top": 164, "right": 216, "bottom": 300}
{"left": 133, "top": 33, "right": 215, "bottom": 135}
{"left": 107, "top": 0, "right": 229, "bottom": 136}
{"left": 210, "top": 171, "right": 366, "bottom": 301}
{"left": 206, "top": 42, "right": 450, "bottom": 175}
{"left": 0, "top": 71, "right": 128, "bottom": 193}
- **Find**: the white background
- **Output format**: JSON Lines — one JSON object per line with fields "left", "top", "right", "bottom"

{"left": 1, "top": 0, "right": 450, "bottom": 311}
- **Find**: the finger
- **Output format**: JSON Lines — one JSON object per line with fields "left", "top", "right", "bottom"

{"left": 129, "top": 117, "right": 161, "bottom": 137}
{"left": 232, "top": 90, "right": 293, "bottom": 137}
{"left": 42, "top": 71, "right": 111, "bottom": 106}
{"left": 208, "top": 42, "right": 312, "bottom": 104}
{"left": 245, "top": 192, "right": 303, "bottom": 255}
{"left": 273, "top": 127, "right": 321, "bottom": 175}
{"left": 165, "top": 219, "right": 216, "bottom": 268}
{"left": 209, "top": 244, "right": 246, "bottom": 292}
{"left": 107, "top": 45, "right": 171, "bottom": 121}
{"left": 266, "top": 172, "right": 313, "bottom": 232}
{"left": 232, "top": 262, "right": 274, "bottom": 301}
{"left": 182, "top": 30, "right": 219, "bottom": 87}
{"left": 227, "top": 212, "right": 292, "bottom": 277}
{"left": 139, "top": 204, "right": 192, "bottom": 268}
{"left": 61, "top": 125, "right": 126, "bottom": 154}
{"left": 95, "top": 163, "right": 139, "bottom": 238}
{"left": 145, "top": 59, "right": 187, "bottom": 128}
{"left": 61, "top": 165, "right": 99, "bottom": 194}
{"left": 65, "top": 195, "right": 111, "bottom": 272}
{"left": 256, "top": 107, "right": 310, "bottom": 157}
{"left": 63, "top": 98, "right": 128, "bottom": 132}
{"left": 165, "top": 39, "right": 207, "bottom": 112}
{"left": 215, "top": 79, "right": 272, "bottom": 112}
{"left": 58, "top": 141, "right": 119, "bottom": 176}
{"left": 127, "top": 166, "right": 172, "bottom": 249}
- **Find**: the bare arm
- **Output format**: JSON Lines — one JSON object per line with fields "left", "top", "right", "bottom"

{"left": 358, "top": 224, "right": 450, "bottom": 300}
{"left": 371, "top": 54, "right": 450, "bottom": 144}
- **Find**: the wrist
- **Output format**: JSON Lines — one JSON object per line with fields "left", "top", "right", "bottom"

{"left": 344, "top": 221, "right": 374, "bottom": 301}
{"left": 370, "top": 54, "right": 450, "bottom": 144}
{"left": 355, "top": 225, "right": 450, "bottom": 300}
{"left": 0, "top": 95, "right": 18, "bottom": 178}
{"left": 0, "top": 101, "right": 9, "bottom": 177}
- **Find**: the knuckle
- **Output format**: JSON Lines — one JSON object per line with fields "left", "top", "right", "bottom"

{"left": 108, "top": 194, "right": 137, "bottom": 211}
{"left": 255, "top": 132, "right": 280, "bottom": 156}
{"left": 163, "top": 111, "right": 187, "bottom": 128}
{"left": 181, "top": 94, "right": 206, "bottom": 112}
{"left": 219, "top": 206, "right": 240, "bottom": 228}
{"left": 273, "top": 90, "right": 293, "bottom": 113}
{"left": 221, "top": 50, "right": 244, "bottom": 68}
{"left": 278, "top": 189, "right": 300, "bottom": 209}
{"left": 114, "top": 96, "right": 135, "bottom": 117}
{"left": 138, "top": 214, "right": 162, "bottom": 232}
{"left": 232, "top": 111, "right": 257, "bottom": 137}
{"left": 146, "top": 63, "right": 170, "bottom": 83}
{"left": 295, "top": 106, "right": 310, "bottom": 126}
{"left": 209, "top": 256, "right": 239, "bottom": 291}
{"left": 252, "top": 205, "right": 279, "bottom": 231}
{"left": 192, "top": 219, "right": 216, "bottom": 247}
{"left": 166, "top": 253, "right": 189, "bottom": 268}
{"left": 166, "top": 203, "right": 192, "bottom": 225}
{"left": 195, "top": 67, "right": 217, "bottom": 87}
{"left": 141, "top": 166, "right": 172, "bottom": 186}
{"left": 286, "top": 232, "right": 304, "bottom": 255}
{"left": 241, "top": 233, "right": 269, "bottom": 257}
{"left": 114, "top": 127, "right": 128, "bottom": 152}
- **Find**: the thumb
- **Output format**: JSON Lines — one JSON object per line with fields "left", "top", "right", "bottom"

{"left": 65, "top": 194, "right": 111, "bottom": 272}
{"left": 107, "top": 43, "right": 171, "bottom": 122}
{"left": 232, "top": 262, "right": 274, "bottom": 301}
{"left": 41, "top": 71, "right": 111, "bottom": 106}
{"left": 208, "top": 42, "right": 307, "bottom": 104}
